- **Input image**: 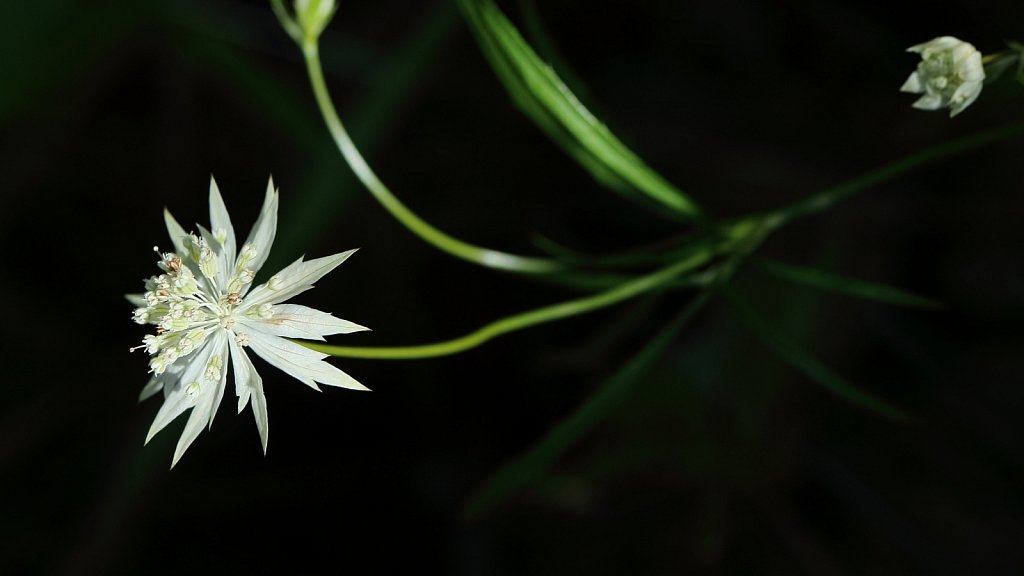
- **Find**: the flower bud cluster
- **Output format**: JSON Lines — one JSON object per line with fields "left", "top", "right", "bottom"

{"left": 186, "top": 233, "right": 219, "bottom": 279}
{"left": 134, "top": 246, "right": 219, "bottom": 375}
{"left": 901, "top": 36, "right": 985, "bottom": 117}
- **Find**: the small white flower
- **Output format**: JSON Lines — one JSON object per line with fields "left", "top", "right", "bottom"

{"left": 901, "top": 36, "right": 985, "bottom": 117}
{"left": 129, "top": 176, "right": 369, "bottom": 467}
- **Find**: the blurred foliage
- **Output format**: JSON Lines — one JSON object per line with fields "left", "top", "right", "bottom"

{"left": 1, "top": 0, "right": 1023, "bottom": 574}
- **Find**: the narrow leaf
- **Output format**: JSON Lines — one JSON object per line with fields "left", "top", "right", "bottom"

{"left": 757, "top": 258, "right": 944, "bottom": 309}
{"left": 458, "top": 0, "right": 700, "bottom": 219}
{"left": 463, "top": 291, "right": 713, "bottom": 520}
{"left": 726, "top": 289, "right": 913, "bottom": 422}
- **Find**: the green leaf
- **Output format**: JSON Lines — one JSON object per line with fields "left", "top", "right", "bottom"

{"left": 756, "top": 259, "right": 944, "bottom": 309}
{"left": 983, "top": 52, "right": 1018, "bottom": 86}
{"left": 458, "top": 0, "right": 701, "bottom": 220}
{"left": 769, "top": 121, "right": 1024, "bottom": 224}
{"left": 462, "top": 291, "right": 713, "bottom": 520}
{"left": 726, "top": 289, "right": 914, "bottom": 423}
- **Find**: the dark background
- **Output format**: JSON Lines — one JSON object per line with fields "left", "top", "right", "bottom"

{"left": 2, "top": 0, "right": 1023, "bottom": 574}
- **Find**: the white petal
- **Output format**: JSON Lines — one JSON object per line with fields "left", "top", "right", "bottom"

{"left": 908, "top": 36, "right": 958, "bottom": 54}
{"left": 170, "top": 333, "right": 230, "bottom": 467}
{"left": 206, "top": 333, "right": 231, "bottom": 431}
{"left": 138, "top": 376, "right": 163, "bottom": 402}
{"left": 912, "top": 93, "right": 943, "bottom": 110}
{"left": 241, "top": 177, "right": 279, "bottom": 279}
{"left": 208, "top": 176, "right": 237, "bottom": 271}
{"left": 242, "top": 328, "right": 326, "bottom": 390}
{"left": 251, "top": 386, "right": 269, "bottom": 455}
{"left": 146, "top": 386, "right": 193, "bottom": 445}
{"left": 244, "top": 329, "right": 369, "bottom": 391}
{"left": 246, "top": 303, "right": 369, "bottom": 341}
{"left": 232, "top": 337, "right": 254, "bottom": 413}
{"left": 144, "top": 339, "right": 216, "bottom": 444}
{"left": 172, "top": 394, "right": 211, "bottom": 468}
{"left": 159, "top": 362, "right": 185, "bottom": 400}
{"left": 236, "top": 387, "right": 251, "bottom": 414}
{"left": 242, "top": 249, "right": 358, "bottom": 309}
{"left": 197, "top": 223, "right": 234, "bottom": 292}
{"left": 208, "top": 176, "right": 238, "bottom": 286}
{"left": 163, "top": 208, "right": 191, "bottom": 257}
{"left": 125, "top": 293, "right": 147, "bottom": 307}
{"left": 958, "top": 51, "right": 985, "bottom": 82}
{"left": 230, "top": 336, "right": 269, "bottom": 453}
{"left": 900, "top": 71, "right": 922, "bottom": 93}
{"left": 949, "top": 84, "right": 983, "bottom": 117}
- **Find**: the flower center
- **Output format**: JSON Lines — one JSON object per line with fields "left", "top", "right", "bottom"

{"left": 132, "top": 238, "right": 265, "bottom": 375}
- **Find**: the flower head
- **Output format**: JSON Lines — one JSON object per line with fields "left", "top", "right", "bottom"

{"left": 900, "top": 36, "right": 985, "bottom": 117}
{"left": 129, "top": 176, "right": 369, "bottom": 467}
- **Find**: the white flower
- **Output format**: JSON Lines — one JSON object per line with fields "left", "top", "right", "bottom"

{"left": 900, "top": 36, "right": 985, "bottom": 117}
{"left": 129, "top": 176, "right": 369, "bottom": 467}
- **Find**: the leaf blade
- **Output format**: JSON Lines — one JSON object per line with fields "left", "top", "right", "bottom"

{"left": 459, "top": 0, "right": 701, "bottom": 219}
{"left": 757, "top": 258, "right": 944, "bottom": 309}
{"left": 462, "top": 291, "right": 713, "bottom": 520}
{"left": 726, "top": 289, "right": 914, "bottom": 423}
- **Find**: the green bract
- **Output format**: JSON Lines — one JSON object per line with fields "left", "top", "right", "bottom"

{"left": 294, "top": 0, "right": 336, "bottom": 42}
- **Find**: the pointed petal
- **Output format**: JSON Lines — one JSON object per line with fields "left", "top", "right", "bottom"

{"left": 206, "top": 333, "right": 231, "bottom": 430}
{"left": 171, "top": 390, "right": 214, "bottom": 468}
{"left": 234, "top": 345, "right": 252, "bottom": 413}
{"left": 237, "top": 388, "right": 251, "bottom": 414}
{"left": 144, "top": 340, "right": 216, "bottom": 444}
{"left": 244, "top": 329, "right": 369, "bottom": 391}
{"left": 164, "top": 208, "right": 191, "bottom": 256}
{"left": 958, "top": 52, "right": 985, "bottom": 82}
{"left": 908, "top": 36, "right": 957, "bottom": 54}
{"left": 159, "top": 363, "right": 185, "bottom": 400}
{"left": 229, "top": 337, "right": 269, "bottom": 454}
{"left": 205, "top": 180, "right": 236, "bottom": 291}
{"left": 139, "top": 376, "right": 164, "bottom": 402}
{"left": 241, "top": 177, "right": 279, "bottom": 280}
{"left": 246, "top": 303, "right": 369, "bottom": 341}
{"left": 231, "top": 338, "right": 270, "bottom": 454}
{"left": 195, "top": 223, "right": 234, "bottom": 293}
{"left": 208, "top": 176, "right": 237, "bottom": 270}
{"left": 900, "top": 71, "right": 922, "bottom": 93}
{"left": 242, "top": 249, "right": 358, "bottom": 309}
{"left": 251, "top": 386, "right": 269, "bottom": 455}
{"left": 146, "top": 385, "right": 195, "bottom": 446}
{"left": 912, "top": 93, "right": 943, "bottom": 110}
{"left": 126, "top": 293, "right": 147, "bottom": 307}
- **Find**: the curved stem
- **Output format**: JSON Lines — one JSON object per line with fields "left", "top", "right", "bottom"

{"left": 306, "top": 249, "right": 712, "bottom": 359}
{"left": 300, "top": 39, "right": 562, "bottom": 274}
{"left": 303, "top": 217, "right": 769, "bottom": 359}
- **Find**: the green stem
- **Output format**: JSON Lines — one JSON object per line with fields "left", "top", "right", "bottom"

{"left": 306, "top": 249, "right": 710, "bottom": 359}
{"left": 297, "top": 36, "right": 562, "bottom": 274}
{"left": 304, "top": 217, "right": 769, "bottom": 359}
{"left": 270, "top": 0, "right": 302, "bottom": 43}
{"left": 767, "top": 121, "right": 1024, "bottom": 224}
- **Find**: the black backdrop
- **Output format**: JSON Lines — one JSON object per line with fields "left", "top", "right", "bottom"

{"left": 2, "top": 0, "right": 1023, "bottom": 574}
